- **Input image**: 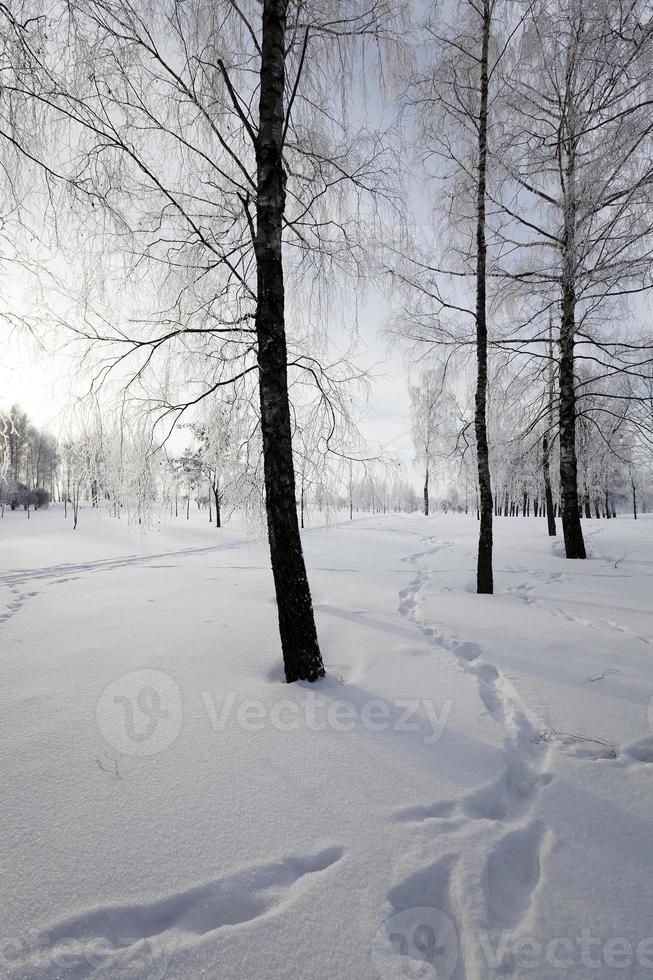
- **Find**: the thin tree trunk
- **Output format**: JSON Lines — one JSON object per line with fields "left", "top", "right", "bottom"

{"left": 254, "top": 0, "right": 324, "bottom": 683}
{"left": 213, "top": 487, "right": 221, "bottom": 528}
{"left": 474, "top": 0, "right": 493, "bottom": 595}
{"left": 349, "top": 460, "right": 353, "bottom": 521}
{"left": 558, "top": 134, "right": 586, "bottom": 558}
{"left": 543, "top": 421, "right": 556, "bottom": 536}
{"left": 632, "top": 477, "right": 637, "bottom": 520}
{"left": 424, "top": 465, "right": 429, "bottom": 516}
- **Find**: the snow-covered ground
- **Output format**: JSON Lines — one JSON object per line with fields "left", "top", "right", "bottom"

{"left": 1, "top": 507, "right": 652, "bottom": 979}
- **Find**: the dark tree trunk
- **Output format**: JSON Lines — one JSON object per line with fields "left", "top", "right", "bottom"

{"left": 558, "top": 143, "right": 586, "bottom": 558}
{"left": 632, "top": 478, "right": 637, "bottom": 520}
{"left": 424, "top": 466, "right": 429, "bottom": 516}
{"left": 474, "top": 0, "right": 493, "bottom": 595}
{"left": 543, "top": 436, "right": 556, "bottom": 538}
{"left": 254, "top": 0, "right": 324, "bottom": 683}
{"left": 213, "top": 486, "right": 221, "bottom": 528}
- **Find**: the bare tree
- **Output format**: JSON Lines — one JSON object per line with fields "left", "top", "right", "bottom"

{"left": 389, "top": 0, "right": 525, "bottom": 591}
{"left": 494, "top": 0, "right": 653, "bottom": 556}
{"left": 1, "top": 0, "right": 400, "bottom": 681}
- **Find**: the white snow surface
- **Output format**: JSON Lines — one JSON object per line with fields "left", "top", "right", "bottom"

{"left": 1, "top": 507, "right": 652, "bottom": 979}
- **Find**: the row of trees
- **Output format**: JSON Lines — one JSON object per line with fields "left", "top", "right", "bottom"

{"left": 0, "top": 399, "right": 423, "bottom": 526}
{"left": 400, "top": 0, "right": 653, "bottom": 591}
{"left": 0, "top": 405, "right": 57, "bottom": 513}
{"left": 410, "top": 355, "right": 653, "bottom": 525}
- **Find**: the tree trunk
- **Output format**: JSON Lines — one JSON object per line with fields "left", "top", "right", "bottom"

{"left": 213, "top": 486, "right": 221, "bottom": 528}
{"left": 474, "top": 0, "right": 493, "bottom": 595}
{"left": 254, "top": 0, "right": 324, "bottom": 683}
{"left": 632, "top": 477, "right": 637, "bottom": 520}
{"left": 558, "top": 137, "right": 586, "bottom": 558}
{"left": 543, "top": 435, "right": 556, "bottom": 536}
{"left": 424, "top": 465, "right": 429, "bottom": 516}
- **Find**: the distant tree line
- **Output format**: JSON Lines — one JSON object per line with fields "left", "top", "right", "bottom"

{"left": 0, "top": 405, "right": 57, "bottom": 514}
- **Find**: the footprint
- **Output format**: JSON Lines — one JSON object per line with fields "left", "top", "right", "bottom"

{"left": 386, "top": 854, "right": 456, "bottom": 917}
{"left": 483, "top": 823, "right": 546, "bottom": 930}
{"left": 625, "top": 736, "right": 653, "bottom": 763}
{"left": 9, "top": 847, "right": 344, "bottom": 975}
{"left": 376, "top": 856, "right": 460, "bottom": 980}
{"left": 473, "top": 662, "right": 499, "bottom": 684}
{"left": 453, "top": 641, "right": 482, "bottom": 662}
{"left": 393, "top": 800, "right": 458, "bottom": 823}
{"left": 462, "top": 782, "right": 508, "bottom": 822}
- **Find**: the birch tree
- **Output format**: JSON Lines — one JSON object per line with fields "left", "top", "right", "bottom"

{"left": 496, "top": 0, "right": 653, "bottom": 557}
{"left": 391, "top": 0, "right": 523, "bottom": 591}
{"left": 2, "top": 0, "right": 400, "bottom": 681}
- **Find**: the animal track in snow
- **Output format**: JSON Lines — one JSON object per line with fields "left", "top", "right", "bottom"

{"left": 9, "top": 847, "right": 344, "bottom": 977}
{"left": 507, "top": 576, "right": 653, "bottom": 647}
{"left": 0, "top": 539, "right": 256, "bottom": 627}
{"left": 391, "top": 536, "right": 556, "bottom": 979}
{"left": 483, "top": 821, "right": 548, "bottom": 932}
{"left": 394, "top": 765, "right": 554, "bottom": 829}
{"left": 625, "top": 736, "right": 653, "bottom": 764}
{"left": 0, "top": 586, "right": 41, "bottom": 624}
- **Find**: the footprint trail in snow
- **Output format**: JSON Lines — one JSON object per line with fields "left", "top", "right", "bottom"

{"left": 381, "top": 536, "right": 555, "bottom": 979}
